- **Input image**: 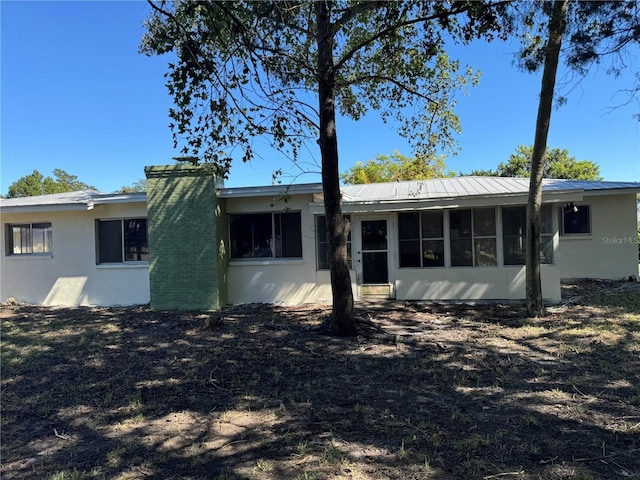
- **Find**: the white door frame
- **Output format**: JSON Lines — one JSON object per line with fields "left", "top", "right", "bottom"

{"left": 352, "top": 213, "right": 396, "bottom": 298}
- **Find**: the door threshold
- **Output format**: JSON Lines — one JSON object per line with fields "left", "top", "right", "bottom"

{"left": 361, "top": 284, "right": 393, "bottom": 298}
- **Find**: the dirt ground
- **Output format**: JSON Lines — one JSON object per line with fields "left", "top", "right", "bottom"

{"left": 1, "top": 279, "right": 639, "bottom": 480}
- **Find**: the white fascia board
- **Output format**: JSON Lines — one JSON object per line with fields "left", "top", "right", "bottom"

{"left": 579, "top": 187, "right": 640, "bottom": 197}
{"left": 218, "top": 183, "right": 323, "bottom": 198}
{"left": 92, "top": 193, "right": 147, "bottom": 205}
{"left": 0, "top": 203, "right": 94, "bottom": 214}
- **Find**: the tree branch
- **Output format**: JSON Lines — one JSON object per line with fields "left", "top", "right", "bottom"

{"left": 337, "top": 74, "right": 441, "bottom": 104}
{"left": 333, "top": 2, "right": 477, "bottom": 74}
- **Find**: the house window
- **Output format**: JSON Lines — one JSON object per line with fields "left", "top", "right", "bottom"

{"left": 230, "top": 212, "right": 302, "bottom": 259}
{"left": 96, "top": 218, "right": 148, "bottom": 264}
{"left": 6, "top": 222, "right": 52, "bottom": 255}
{"left": 502, "top": 206, "right": 553, "bottom": 265}
{"left": 561, "top": 204, "right": 591, "bottom": 235}
{"left": 449, "top": 208, "right": 497, "bottom": 267}
{"left": 398, "top": 211, "right": 444, "bottom": 267}
{"left": 316, "top": 215, "right": 352, "bottom": 270}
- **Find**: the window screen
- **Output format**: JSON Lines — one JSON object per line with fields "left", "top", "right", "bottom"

{"left": 230, "top": 212, "right": 303, "bottom": 259}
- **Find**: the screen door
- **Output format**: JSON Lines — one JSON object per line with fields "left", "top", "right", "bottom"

{"left": 360, "top": 219, "right": 388, "bottom": 284}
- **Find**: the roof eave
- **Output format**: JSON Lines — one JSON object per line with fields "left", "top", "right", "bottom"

{"left": 92, "top": 193, "right": 147, "bottom": 205}
{"left": 218, "top": 183, "right": 323, "bottom": 199}
{"left": 1, "top": 203, "right": 94, "bottom": 214}
{"left": 580, "top": 186, "right": 640, "bottom": 197}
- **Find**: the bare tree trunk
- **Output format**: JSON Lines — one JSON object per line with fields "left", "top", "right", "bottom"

{"left": 526, "top": 0, "right": 568, "bottom": 317}
{"left": 315, "top": 1, "right": 356, "bottom": 335}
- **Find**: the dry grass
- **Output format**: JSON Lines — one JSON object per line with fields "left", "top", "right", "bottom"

{"left": 1, "top": 279, "right": 639, "bottom": 480}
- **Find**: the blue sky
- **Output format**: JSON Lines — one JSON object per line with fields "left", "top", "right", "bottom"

{"left": 2, "top": 1, "right": 639, "bottom": 194}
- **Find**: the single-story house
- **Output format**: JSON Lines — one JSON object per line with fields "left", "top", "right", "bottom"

{"left": 2, "top": 164, "right": 638, "bottom": 309}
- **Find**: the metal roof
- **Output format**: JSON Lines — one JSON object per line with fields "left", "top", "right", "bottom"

{"left": 340, "top": 177, "right": 640, "bottom": 203}
{"left": 0, "top": 190, "right": 146, "bottom": 213}
{"left": 1, "top": 178, "right": 638, "bottom": 214}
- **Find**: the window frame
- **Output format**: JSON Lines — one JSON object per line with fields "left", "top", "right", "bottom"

{"left": 560, "top": 204, "right": 591, "bottom": 236}
{"left": 95, "top": 218, "right": 148, "bottom": 265}
{"left": 398, "top": 210, "right": 445, "bottom": 268}
{"left": 5, "top": 222, "right": 53, "bottom": 256}
{"left": 315, "top": 215, "right": 352, "bottom": 270}
{"left": 229, "top": 211, "right": 303, "bottom": 260}
{"left": 501, "top": 205, "right": 554, "bottom": 266}
{"left": 449, "top": 208, "right": 498, "bottom": 268}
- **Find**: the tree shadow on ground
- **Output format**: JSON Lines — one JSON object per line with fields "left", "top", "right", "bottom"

{"left": 1, "top": 285, "right": 639, "bottom": 479}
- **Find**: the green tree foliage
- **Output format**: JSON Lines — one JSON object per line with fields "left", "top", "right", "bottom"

{"left": 141, "top": 0, "right": 506, "bottom": 334}
{"left": 468, "top": 145, "right": 602, "bottom": 180}
{"left": 514, "top": 1, "right": 640, "bottom": 115}
{"left": 341, "top": 151, "right": 454, "bottom": 185}
{"left": 7, "top": 169, "right": 97, "bottom": 198}
{"left": 140, "top": 2, "right": 502, "bottom": 170}
{"left": 116, "top": 179, "right": 147, "bottom": 194}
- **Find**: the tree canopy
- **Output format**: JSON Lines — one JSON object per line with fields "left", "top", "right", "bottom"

{"left": 341, "top": 151, "right": 454, "bottom": 185}
{"left": 513, "top": 1, "right": 640, "bottom": 115}
{"left": 141, "top": 1, "right": 503, "bottom": 171}
{"left": 142, "top": 0, "right": 507, "bottom": 334}
{"left": 116, "top": 178, "right": 147, "bottom": 194}
{"left": 469, "top": 145, "right": 602, "bottom": 180}
{"left": 7, "top": 169, "right": 97, "bottom": 198}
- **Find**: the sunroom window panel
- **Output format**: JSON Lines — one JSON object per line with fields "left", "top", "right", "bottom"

{"left": 502, "top": 206, "right": 554, "bottom": 266}
{"left": 473, "top": 208, "right": 496, "bottom": 237}
{"left": 540, "top": 235, "right": 554, "bottom": 264}
{"left": 502, "top": 207, "right": 526, "bottom": 236}
{"left": 503, "top": 236, "right": 526, "bottom": 266}
{"left": 399, "top": 212, "right": 420, "bottom": 240}
{"left": 398, "top": 212, "right": 443, "bottom": 268}
{"left": 449, "top": 210, "right": 472, "bottom": 238}
{"left": 420, "top": 211, "right": 443, "bottom": 238}
{"left": 474, "top": 238, "right": 497, "bottom": 267}
{"left": 540, "top": 205, "right": 553, "bottom": 234}
{"left": 315, "top": 215, "right": 351, "bottom": 270}
{"left": 399, "top": 239, "right": 421, "bottom": 267}
{"left": 450, "top": 238, "right": 473, "bottom": 266}
{"left": 316, "top": 216, "right": 328, "bottom": 269}
{"left": 317, "top": 242, "right": 329, "bottom": 270}
{"left": 422, "top": 239, "right": 444, "bottom": 267}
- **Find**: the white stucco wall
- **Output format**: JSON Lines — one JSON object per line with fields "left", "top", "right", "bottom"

{"left": 225, "top": 194, "right": 357, "bottom": 304}
{"left": 1, "top": 202, "right": 150, "bottom": 306}
{"left": 4, "top": 188, "right": 635, "bottom": 309}
{"left": 395, "top": 265, "right": 561, "bottom": 302}
{"left": 557, "top": 193, "right": 638, "bottom": 279}
{"left": 224, "top": 196, "right": 564, "bottom": 304}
